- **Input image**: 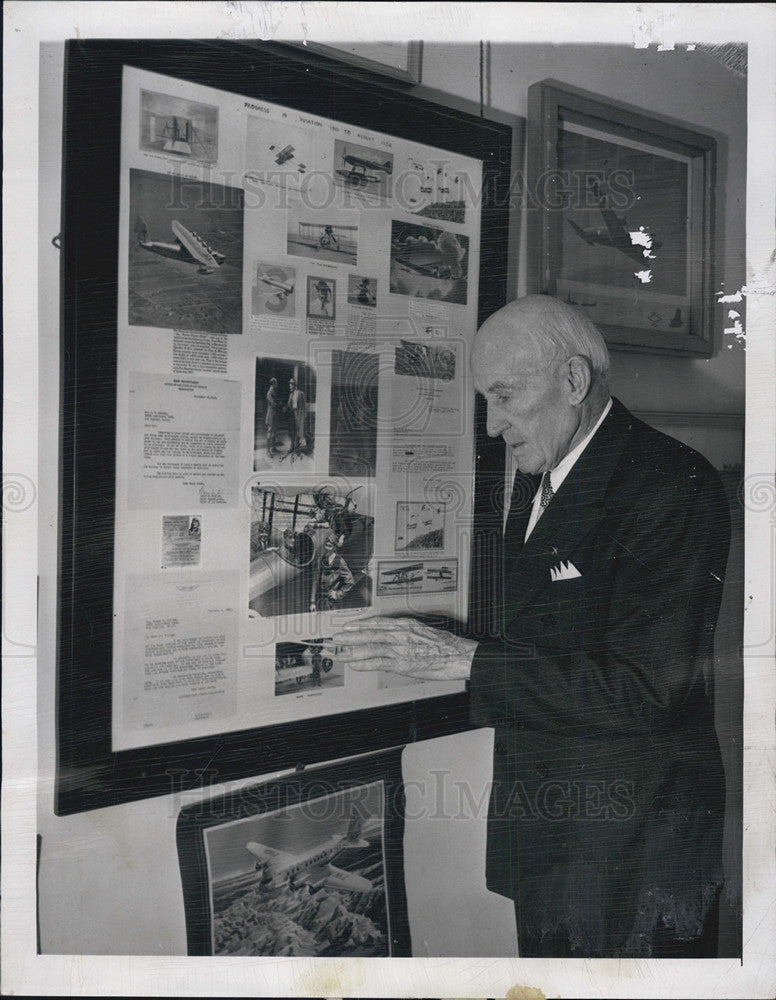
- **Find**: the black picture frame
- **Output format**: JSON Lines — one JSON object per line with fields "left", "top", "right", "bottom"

{"left": 527, "top": 79, "right": 717, "bottom": 356}
{"left": 175, "top": 748, "right": 410, "bottom": 956}
{"left": 57, "top": 39, "right": 513, "bottom": 815}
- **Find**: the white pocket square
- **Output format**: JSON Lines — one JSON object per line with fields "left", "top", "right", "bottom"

{"left": 550, "top": 560, "right": 582, "bottom": 582}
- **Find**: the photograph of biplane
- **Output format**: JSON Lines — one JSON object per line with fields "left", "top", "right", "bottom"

{"left": 389, "top": 220, "right": 469, "bottom": 305}
{"left": 333, "top": 140, "right": 393, "bottom": 199}
{"left": 394, "top": 501, "right": 446, "bottom": 551}
{"left": 248, "top": 484, "right": 373, "bottom": 618}
{"left": 203, "top": 782, "right": 390, "bottom": 956}
{"left": 139, "top": 89, "right": 218, "bottom": 163}
{"left": 273, "top": 638, "right": 344, "bottom": 696}
{"left": 376, "top": 558, "right": 458, "bottom": 597}
{"left": 128, "top": 169, "right": 243, "bottom": 334}
{"left": 253, "top": 357, "right": 316, "bottom": 471}
{"left": 287, "top": 206, "right": 358, "bottom": 266}
{"left": 252, "top": 262, "right": 296, "bottom": 317}
{"left": 244, "top": 116, "right": 316, "bottom": 189}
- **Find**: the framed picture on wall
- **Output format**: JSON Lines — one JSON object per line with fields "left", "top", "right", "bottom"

{"left": 291, "top": 41, "right": 423, "bottom": 84}
{"left": 176, "top": 748, "right": 410, "bottom": 957}
{"left": 527, "top": 79, "right": 717, "bottom": 355}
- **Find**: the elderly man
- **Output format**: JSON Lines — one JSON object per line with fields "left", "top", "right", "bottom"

{"left": 333, "top": 295, "right": 730, "bottom": 958}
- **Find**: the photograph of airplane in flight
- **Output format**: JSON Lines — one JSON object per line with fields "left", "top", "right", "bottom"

{"left": 394, "top": 501, "right": 446, "bottom": 551}
{"left": 202, "top": 781, "right": 391, "bottom": 956}
{"left": 139, "top": 89, "right": 218, "bottom": 163}
{"left": 244, "top": 116, "right": 318, "bottom": 189}
{"left": 559, "top": 125, "right": 689, "bottom": 301}
{"left": 333, "top": 140, "right": 393, "bottom": 199}
{"left": 252, "top": 262, "right": 296, "bottom": 317}
{"left": 128, "top": 169, "right": 244, "bottom": 334}
{"left": 389, "top": 220, "right": 469, "bottom": 305}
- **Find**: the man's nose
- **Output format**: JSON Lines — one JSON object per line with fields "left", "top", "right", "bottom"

{"left": 486, "top": 401, "right": 508, "bottom": 438}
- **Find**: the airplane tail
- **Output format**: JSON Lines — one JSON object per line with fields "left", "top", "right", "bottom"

{"left": 343, "top": 805, "right": 370, "bottom": 848}
{"left": 383, "top": 160, "right": 393, "bottom": 175}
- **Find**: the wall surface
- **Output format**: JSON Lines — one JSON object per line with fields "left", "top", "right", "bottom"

{"left": 37, "top": 38, "right": 745, "bottom": 959}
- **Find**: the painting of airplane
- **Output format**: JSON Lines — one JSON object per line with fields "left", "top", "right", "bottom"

{"left": 136, "top": 217, "right": 226, "bottom": 274}
{"left": 566, "top": 180, "right": 662, "bottom": 267}
{"left": 245, "top": 806, "right": 372, "bottom": 893}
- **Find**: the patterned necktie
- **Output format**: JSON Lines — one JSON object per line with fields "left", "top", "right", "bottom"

{"left": 540, "top": 471, "right": 554, "bottom": 509}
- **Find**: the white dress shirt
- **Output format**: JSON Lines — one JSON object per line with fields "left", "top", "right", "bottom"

{"left": 523, "top": 397, "right": 612, "bottom": 541}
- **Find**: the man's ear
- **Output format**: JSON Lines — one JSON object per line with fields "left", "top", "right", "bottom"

{"left": 564, "top": 355, "right": 593, "bottom": 404}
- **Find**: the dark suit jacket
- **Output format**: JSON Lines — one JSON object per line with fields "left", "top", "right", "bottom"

{"left": 469, "top": 398, "right": 730, "bottom": 957}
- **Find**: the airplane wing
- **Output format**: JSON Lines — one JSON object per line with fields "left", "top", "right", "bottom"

{"left": 172, "top": 220, "right": 219, "bottom": 271}
{"left": 296, "top": 864, "right": 372, "bottom": 893}
{"left": 245, "top": 841, "right": 298, "bottom": 869}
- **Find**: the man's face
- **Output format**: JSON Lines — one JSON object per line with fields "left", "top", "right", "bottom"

{"left": 471, "top": 331, "right": 579, "bottom": 475}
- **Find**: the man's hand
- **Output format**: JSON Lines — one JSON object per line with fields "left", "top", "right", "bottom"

{"left": 330, "top": 616, "right": 477, "bottom": 681}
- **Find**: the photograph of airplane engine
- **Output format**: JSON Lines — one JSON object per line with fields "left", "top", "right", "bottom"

{"left": 253, "top": 357, "right": 316, "bottom": 471}
{"left": 202, "top": 781, "right": 391, "bottom": 956}
{"left": 248, "top": 484, "right": 373, "bottom": 618}
{"left": 128, "top": 169, "right": 243, "bottom": 334}
{"left": 333, "top": 140, "right": 393, "bottom": 200}
{"left": 273, "top": 638, "right": 344, "bottom": 696}
{"left": 389, "top": 220, "right": 469, "bottom": 305}
{"left": 139, "top": 89, "right": 218, "bottom": 163}
{"left": 252, "top": 261, "right": 296, "bottom": 316}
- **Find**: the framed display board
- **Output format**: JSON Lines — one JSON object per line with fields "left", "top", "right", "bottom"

{"left": 176, "top": 748, "right": 410, "bottom": 957}
{"left": 57, "top": 40, "right": 513, "bottom": 815}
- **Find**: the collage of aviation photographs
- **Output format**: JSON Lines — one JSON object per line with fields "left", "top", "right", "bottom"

{"left": 113, "top": 65, "right": 482, "bottom": 756}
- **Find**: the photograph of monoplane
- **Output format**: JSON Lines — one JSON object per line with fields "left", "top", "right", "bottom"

{"left": 287, "top": 206, "right": 358, "bottom": 266}
{"left": 252, "top": 262, "right": 296, "bottom": 317}
{"left": 389, "top": 220, "right": 468, "bottom": 304}
{"left": 333, "top": 140, "right": 393, "bottom": 199}
{"left": 254, "top": 357, "right": 316, "bottom": 471}
{"left": 203, "top": 782, "right": 390, "bottom": 956}
{"left": 139, "top": 89, "right": 218, "bottom": 162}
{"left": 274, "top": 638, "right": 344, "bottom": 696}
{"left": 248, "top": 484, "right": 373, "bottom": 618}
{"left": 128, "top": 169, "right": 243, "bottom": 334}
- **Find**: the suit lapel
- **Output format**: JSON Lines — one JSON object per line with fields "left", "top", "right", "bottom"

{"left": 503, "top": 398, "right": 635, "bottom": 618}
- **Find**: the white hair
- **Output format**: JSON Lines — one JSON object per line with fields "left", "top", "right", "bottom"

{"left": 478, "top": 295, "right": 611, "bottom": 382}
{"left": 527, "top": 297, "right": 610, "bottom": 378}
